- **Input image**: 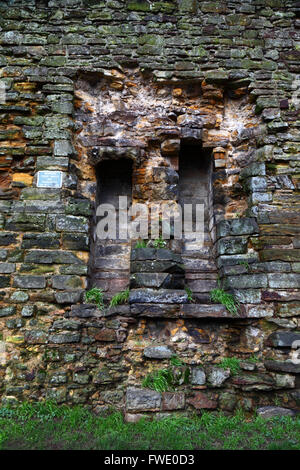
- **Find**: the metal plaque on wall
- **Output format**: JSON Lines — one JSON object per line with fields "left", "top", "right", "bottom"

{"left": 37, "top": 171, "right": 63, "bottom": 189}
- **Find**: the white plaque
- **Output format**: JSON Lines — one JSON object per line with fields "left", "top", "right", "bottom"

{"left": 37, "top": 170, "right": 63, "bottom": 189}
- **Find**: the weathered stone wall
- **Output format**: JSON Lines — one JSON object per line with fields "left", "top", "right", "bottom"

{"left": 0, "top": 0, "right": 300, "bottom": 417}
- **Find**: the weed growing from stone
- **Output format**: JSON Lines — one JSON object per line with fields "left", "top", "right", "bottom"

{"left": 142, "top": 357, "right": 189, "bottom": 392}
{"left": 238, "top": 260, "right": 250, "bottom": 271}
{"left": 109, "top": 288, "right": 130, "bottom": 308}
{"left": 134, "top": 239, "right": 148, "bottom": 249}
{"left": 170, "top": 355, "right": 184, "bottom": 367}
{"left": 217, "top": 357, "right": 241, "bottom": 376}
{"left": 248, "top": 354, "right": 259, "bottom": 364}
{"left": 142, "top": 368, "right": 174, "bottom": 393}
{"left": 85, "top": 287, "right": 105, "bottom": 310}
{"left": 185, "top": 286, "right": 193, "bottom": 302}
{"left": 134, "top": 238, "right": 167, "bottom": 249}
{"left": 151, "top": 237, "right": 167, "bottom": 249}
{"left": 210, "top": 287, "right": 240, "bottom": 316}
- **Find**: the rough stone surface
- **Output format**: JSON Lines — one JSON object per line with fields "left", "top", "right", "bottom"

{"left": 143, "top": 346, "right": 174, "bottom": 359}
{"left": 208, "top": 368, "right": 231, "bottom": 387}
{"left": 126, "top": 388, "right": 161, "bottom": 411}
{"left": 190, "top": 367, "right": 206, "bottom": 385}
{"left": 0, "top": 0, "right": 299, "bottom": 416}
{"left": 257, "top": 407, "right": 296, "bottom": 419}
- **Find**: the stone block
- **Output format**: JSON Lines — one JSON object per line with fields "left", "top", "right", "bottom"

{"left": 25, "top": 250, "right": 83, "bottom": 265}
{"left": 130, "top": 303, "right": 181, "bottom": 317}
{"left": 268, "top": 273, "right": 300, "bottom": 289}
{"left": 265, "top": 361, "right": 300, "bottom": 374}
{"left": 0, "top": 233, "right": 18, "bottom": 246}
{"left": 162, "top": 392, "right": 185, "bottom": 411}
{"left": 131, "top": 260, "right": 184, "bottom": 274}
{"left": 13, "top": 275, "right": 46, "bottom": 289}
{"left": 225, "top": 274, "right": 268, "bottom": 289}
{"left": 216, "top": 218, "right": 259, "bottom": 238}
{"left": 21, "top": 305, "right": 35, "bottom": 317}
{"left": 129, "top": 288, "right": 188, "bottom": 304}
{"left": 0, "top": 263, "right": 15, "bottom": 273}
{"left": 21, "top": 233, "right": 60, "bottom": 249}
{"left": 161, "top": 139, "right": 180, "bottom": 156}
{"left": 36, "top": 156, "right": 69, "bottom": 171}
{"left": 267, "top": 331, "right": 300, "bottom": 348}
{"left": 62, "top": 233, "right": 89, "bottom": 251}
{"left": 0, "top": 306, "right": 16, "bottom": 317}
{"left": 208, "top": 368, "right": 230, "bottom": 387}
{"left": 24, "top": 329, "right": 48, "bottom": 344}
{"left": 261, "top": 250, "right": 300, "bottom": 262}
{"left": 244, "top": 176, "right": 267, "bottom": 192}
{"left": 5, "top": 214, "right": 46, "bottom": 232}
{"left": 56, "top": 215, "right": 89, "bottom": 232}
{"left": 55, "top": 290, "right": 83, "bottom": 304}
{"left": 180, "top": 304, "right": 229, "bottom": 318}
{"left": 48, "top": 332, "right": 81, "bottom": 344}
{"left": 217, "top": 237, "right": 248, "bottom": 255}
{"left": 144, "top": 345, "right": 174, "bottom": 359}
{"left": 190, "top": 367, "right": 206, "bottom": 385}
{"left": 70, "top": 304, "right": 100, "bottom": 318}
{"left": 52, "top": 275, "right": 83, "bottom": 290}
{"left": 126, "top": 387, "right": 161, "bottom": 411}
{"left": 257, "top": 406, "right": 296, "bottom": 419}
{"left": 130, "top": 273, "right": 170, "bottom": 288}
{"left": 187, "top": 391, "right": 218, "bottom": 409}
{"left": 240, "top": 162, "right": 266, "bottom": 179}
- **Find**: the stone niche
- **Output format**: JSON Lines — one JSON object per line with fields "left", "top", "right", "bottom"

{"left": 0, "top": 59, "right": 299, "bottom": 417}
{"left": 45, "top": 70, "right": 296, "bottom": 417}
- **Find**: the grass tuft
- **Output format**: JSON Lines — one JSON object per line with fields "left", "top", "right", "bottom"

{"left": 217, "top": 357, "right": 241, "bottom": 375}
{"left": 185, "top": 286, "right": 193, "bottom": 302}
{"left": 85, "top": 287, "right": 105, "bottom": 310}
{"left": 134, "top": 239, "right": 148, "bottom": 249}
{"left": 109, "top": 288, "right": 130, "bottom": 308}
{"left": 210, "top": 287, "right": 240, "bottom": 316}
{"left": 0, "top": 402, "right": 299, "bottom": 450}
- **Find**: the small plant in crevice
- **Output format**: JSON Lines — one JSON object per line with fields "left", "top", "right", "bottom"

{"left": 248, "top": 354, "right": 259, "bottom": 364}
{"left": 109, "top": 288, "right": 130, "bottom": 308}
{"left": 210, "top": 281, "right": 240, "bottom": 316}
{"left": 134, "top": 237, "right": 167, "bottom": 250}
{"left": 142, "top": 356, "right": 190, "bottom": 393}
{"left": 170, "top": 355, "right": 184, "bottom": 367}
{"left": 134, "top": 239, "right": 148, "bottom": 249}
{"left": 142, "top": 368, "right": 174, "bottom": 393}
{"left": 273, "top": 395, "right": 283, "bottom": 407}
{"left": 217, "top": 357, "right": 241, "bottom": 376}
{"left": 238, "top": 260, "right": 250, "bottom": 271}
{"left": 185, "top": 286, "right": 194, "bottom": 303}
{"left": 85, "top": 287, "right": 105, "bottom": 310}
{"left": 151, "top": 236, "right": 167, "bottom": 249}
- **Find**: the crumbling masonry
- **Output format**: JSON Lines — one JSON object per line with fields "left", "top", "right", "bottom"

{"left": 0, "top": 0, "right": 300, "bottom": 418}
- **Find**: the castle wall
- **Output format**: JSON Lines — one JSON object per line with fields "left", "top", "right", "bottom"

{"left": 0, "top": 0, "right": 299, "bottom": 416}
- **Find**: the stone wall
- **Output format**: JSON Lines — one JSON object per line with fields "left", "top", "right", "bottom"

{"left": 0, "top": 0, "right": 300, "bottom": 417}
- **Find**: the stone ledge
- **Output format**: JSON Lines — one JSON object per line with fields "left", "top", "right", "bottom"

{"left": 265, "top": 360, "right": 300, "bottom": 374}
{"left": 129, "top": 288, "right": 188, "bottom": 304}
{"left": 180, "top": 304, "right": 233, "bottom": 318}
